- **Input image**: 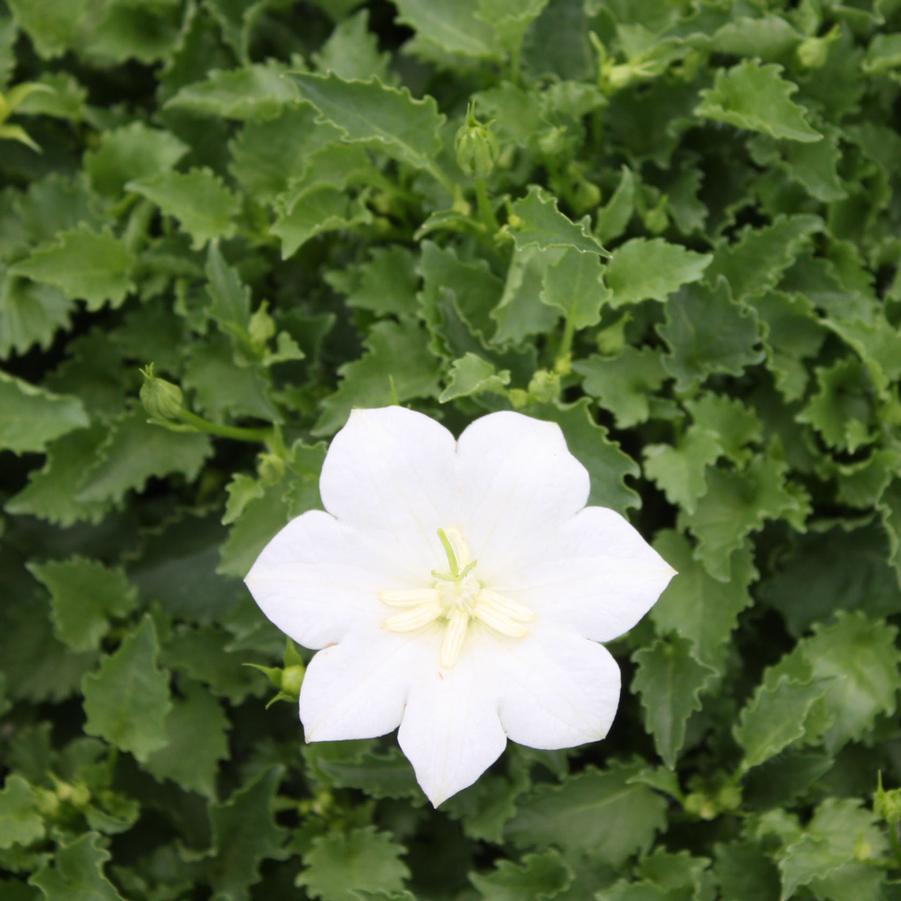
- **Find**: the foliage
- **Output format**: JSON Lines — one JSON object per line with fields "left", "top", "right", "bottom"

{"left": 1, "top": 0, "right": 901, "bottom": 898}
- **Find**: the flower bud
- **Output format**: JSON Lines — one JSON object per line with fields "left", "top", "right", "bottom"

{"left": 874, "top": 773, "right": 901, "bottom": 825}
{"left": 455, "top": 104, "right": 500, "bottom": 177}
{"left": 140, "top": 364, "right": 184, "bottom": 422}
{"left": 797, "top": 26, "right": 839, "bottom": 69}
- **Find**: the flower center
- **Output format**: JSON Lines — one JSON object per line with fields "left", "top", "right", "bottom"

{"left": 378, "top": 527, "right": 534, "bottom": 668}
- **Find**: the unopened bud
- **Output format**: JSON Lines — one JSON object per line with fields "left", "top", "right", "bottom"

{"left": 455, "top": 103, "right": 500, "bottom": 177}
{"left": 797, "top": 26, "right": 839, "bottom": 69}
{"left": 875, "top": 773, "right": 901, "bottom": 825}
{"left": 140, "top": 364, "right": 184, "bottom": 421}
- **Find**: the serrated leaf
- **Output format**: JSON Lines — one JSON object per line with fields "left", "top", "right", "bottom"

{"left": 605, "top": 238, "right": 711, "bottom": 307}
{"left": 633, "top": 636, "right": 716, "bottom": 769}
{"left": 0, "top": 370, "right": 88, "bottom": 454}
{"left": 505, "top": 762, "right": 666, "bottom": 863}
{"left": 290, "top": 73, "right": 446, "bottom": 178}
{"left": 439, "top": 353, "right": 510, "bottom": 402}
{"left": 145, "top": 681, "right": 230, "bottom": 800}
{"left": 508, "top": 186, "right": 606, "bottom": 255}
{"left": 0, "top": 267, "right": 73, "bottom": 359}
{"left": 84, "top": 123, "right": 188, "bottom": 196}
{"left": 696, "top": 61, "right": 822, "bottom": 142}
{"left": 82, "top": 616, "right": 172, "bottom": 762}
{"left": 491, "top": 245, "right": 562, "bottom": 345}
{"left": 128, "top": 169, "right": 240, "bottom": 249}
{"left": 686, "top": 454, "right": 807, "bottom": 580}
{"left": 165, "top": 63, "right": 296, "bottom": 121}
{"left": 11, "top": 228, "right": 135, "bottom": 310}
{"left": 469, "top": 850, "right": 572, "bottom": 901}
{"left": 0, "top": 774, "right": 45, "bottom": 850}
{"left": 206, "top": 767, "right": 286, "bottom": 900}
{"left": 574, "top": 347, "right": 667, "bottom": 428}
{"left": 29, "top": 833, "right": 123, "bottom": 901}
{"left": 798, "top": 357, "right": 875, "bottom": 452}
{"left": 314, "top": 320, "right": 440, "bottom": 435}
{"left": 272, "top": 184, "right": 373, "bottom": 259}
{"left": 643, "top": 428, "right": 721, "bottom": 514}
{"left": 314, "top": 10, "right": 390, "bottom": 81}
{"left": 297, "top": 826, "right": 410, "bottom": 901}
{"left": 27, "top": 557, "right": 137, "bottom": 652}
{"left": 393, "top": 0, "right": 496, "bottom": 63}
{"left": 714, "top": 841, "right": 781, "bottom": 901}
{"left": 303, "top": 742, "right": 421, "bottom": 801}
{"left": 650, "top": 531, "right": 757, "bottom": 671}
{"left": 76, "top": 408, "right": 212, "bottom": 507}
{"left": 595, "top": 165, "right": 635, "bottom": 243}
{"left": 540, "top": 247, "right": 610, "bottom": 328}
{"left": 327, "top": 246, "right": 418, "bottom": 317}
{"left": 684, "top": 393, "right": 761, "bottom": 460}
{"left": 658, "top": 278, "right": 762, "bottom": 389}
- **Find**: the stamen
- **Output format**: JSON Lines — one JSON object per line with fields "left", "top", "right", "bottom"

{"left": 478, "top": 590, "right": 535, "bottom": 623}
{"left": 384, "top": 602, "right": 442, "bottom": 632}
{"left": 473, "top": 601, "right": 529, "bottom": 638}
{"left": 379, "top": 588, "right": 440, "bottom": 607}
{"left": 440, "top": 608, "right": 469, "bottom": 668}
{"left": 444, "top": 528, "right": 472, "bottom": 568}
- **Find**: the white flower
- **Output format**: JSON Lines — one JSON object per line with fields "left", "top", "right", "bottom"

{"left": 245, "top": 407, "right": 675, "bottom": 806}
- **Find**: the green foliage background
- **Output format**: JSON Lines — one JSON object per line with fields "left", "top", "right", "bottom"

{"left": 2, "top": 0, "right": 901, "bottom": 898}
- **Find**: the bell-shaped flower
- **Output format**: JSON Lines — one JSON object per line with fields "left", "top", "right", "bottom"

{"left": 245, "top": 407, "right": 675, "bottom": 806}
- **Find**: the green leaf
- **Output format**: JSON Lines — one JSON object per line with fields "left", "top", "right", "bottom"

{"left": 314, "top": 10, "right": 390, "bottom": 81}
{"left": 84, "top": 123, "right": 188, "bottom": 196}
{"left": 540, "top": 248, "right": 610, "bottom": 328}
{"left": 27, "top": 557, "right": 137, "bottom": 652}
{"left": 289, "top": 73, "right": 447, "bottom": 178}
{"left": 0, "top": 774, "right": 45, "bottom": 850}
{"left": 684, "top": 393, "right": 761, "bottom": 461}
{"left": 439, "top": 353, "right": 510, "bottom": 402}
{"left": 696, "top": 61, "right": 822, "bottom": 142}
{"left": 491, "top": 246, "right": 562, "bottom": 345}
{"left": 643, "top": 428, "right": 721, "bottom": 514}
{"left": 165, "top": 63, "right": 296, "bottom": 121}
{"left": 314, "top": 321, "right": 441, "bottom": 435}
{"left": 82, "top": 616, "right": 172, "bottom": 762}
{"left": 595, "top": 165, "right": 635, "bottom": 243}
{"left": 508, "top": 187, "right": 606, "bottom": 255}
{"left": 145, "top": 681, "right": 230, "bottom": 800}
{"left": 303, "top": 742, "right": 421, "bottom": 801}
{"left": 734, "top": 666, "right": 833, "bottom": 770}
{"left": 714, "top": 841, "right": 782, "bottom": 901}
{"left": 271, "top": 184, "right": 373, "bottom": 259}
{"left": 526, "top": 398, "right": 640, "bottom": 513}
{"left": 798, "top": 357, "right": 875, "bottom": 452}
{"left": 650, "top": 531, "right": 757, "bottom": 671}
{"left": 505, "top": 762, "right": 667, "bottom": 864}
{"left": 30, "top": 833, "right": 123, "bottom": 901}
{"left": 632, "top": 636, "right": 717, "bottom": 769}
{"left": 686, "top": 453, "right": 807, "bottom": 580}
{"left": 605, "top": 238, "right": 711, "bottom": 307}
{"left": 574, "top": 347, "right": 667, "bottom": 428}
{"left": 0, "top": 370, "right": 88, "bottom": 454}
{"left": 205, "top": 767, "right": 287, "bottom": 900}
{"left": 128, "top": 169, "right": 240, "bottom": 249}
{"left": 76, "top": 408, "right": 212, "bottom": 507}
{"left": 326, "top": 246, "right": 418, "bottom": 317}
{"left": 5, "top": 424, "right": 109, "bottom": 525}
{"left": 297, "top": 826, "right": 410, "bottom": 901}
{"left": 778, "top": 799, "right": 887, "bottom": 901}
{"left": 0, "top": 268, "right": 73, "bottom": 359}
{"left": 11, "top": 228, "right": 135, "bottom": 310}
{"left": 469, "top": 850, "right": 572, "bottom": 901}
{"left": 658, "top": 278, "right": 762, "bottom": 389}
{"left": 393, "top": 0, "right": 496, "bottom": 63}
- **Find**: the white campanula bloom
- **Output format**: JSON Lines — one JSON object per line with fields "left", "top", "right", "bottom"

{"left": 245, "top": 407, "right": 675, "bottom": 806}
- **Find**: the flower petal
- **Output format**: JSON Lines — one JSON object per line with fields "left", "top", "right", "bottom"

{"left": 318, "top": 406, "right": 459, "bottom": 574}
{"left": 245, "top": 510, "right": 389, "bottom": 649}
{"left": 502, "top": 506, "right": 675, "bottom": 642}
{"left": 496, "top": 625, "right": 621, "bottom": 749}
{"left": 454, "top": 412, "right": 590, "bottom": 576}
{"left": 398, "top": 650, "right": 506, "bottom": 807}
{"left": 300, "top": 626, "right": 436, "bottom": 742}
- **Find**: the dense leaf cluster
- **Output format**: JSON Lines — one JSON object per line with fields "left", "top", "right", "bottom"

{"left": 2, "top": 1, "right": 901, "bottom": 898}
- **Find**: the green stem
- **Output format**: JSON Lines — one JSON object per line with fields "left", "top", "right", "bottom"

{"left": 177, "top": 409, "right": 273, "bottom": 445}
{"left": 890, "top": 822, "right": 901, "bottom": 866}
{"left": 474, "top": 177, "right": 498, "bottom": 233}
{"left": 555, "top": 315, "right": 575, "bottom": 374}
{"left": 427, "top": 163, "right": 458, "bottom": 197}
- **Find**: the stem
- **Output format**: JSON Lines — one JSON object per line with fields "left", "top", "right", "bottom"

{"left": 555, "top": 315, "right": 575, "bottom": 373}
{"left": 474, "top": 177, "right": 498, "bottom": 233}
{"left": 177, "top": 409, "right": 274, "bottom": 445}
{"left": 890, "top": 822, "right": 901, "bottom": 866}
{"left": 426, "top": 162, "right": 458, "bottom": 197}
